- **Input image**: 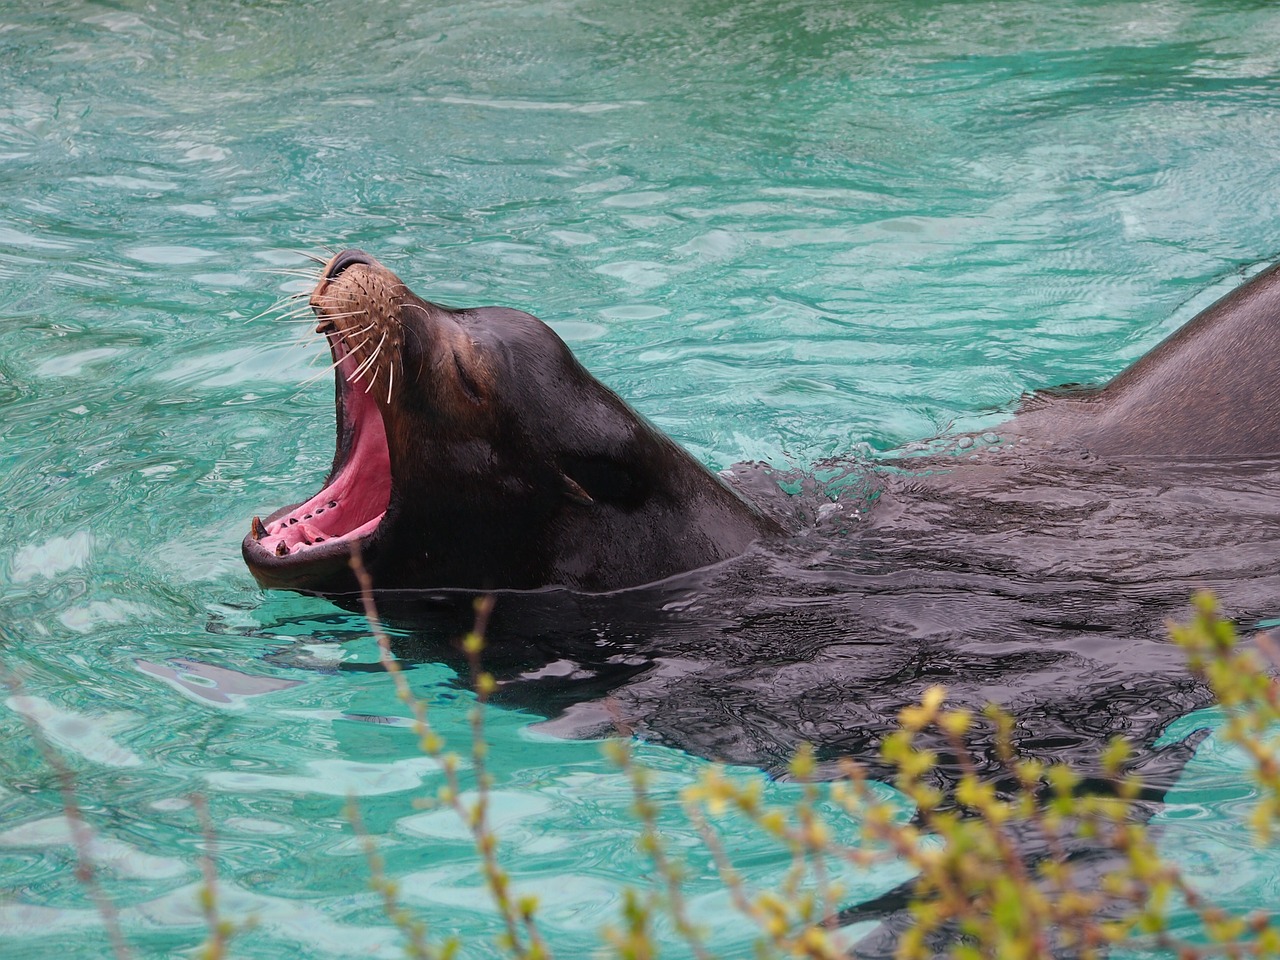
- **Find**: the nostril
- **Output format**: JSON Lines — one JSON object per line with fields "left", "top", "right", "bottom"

{"left": 326, "top": 249, "right": 376, "bottom": 280}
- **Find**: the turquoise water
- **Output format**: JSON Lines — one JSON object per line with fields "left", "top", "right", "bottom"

{"left": 4, "top": 0, "right": 1280, "bottom": 955}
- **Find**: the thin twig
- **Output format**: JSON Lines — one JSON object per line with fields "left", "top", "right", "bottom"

{"left": 3, "top": 675, "right": 133, "bottom": 960}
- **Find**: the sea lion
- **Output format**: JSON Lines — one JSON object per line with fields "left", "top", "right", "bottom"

{"left": 1005, "top": 260, "right": 1280, "bottom": 456}
{"left": 241, "top": 250, "right": 783, "bottom": 594}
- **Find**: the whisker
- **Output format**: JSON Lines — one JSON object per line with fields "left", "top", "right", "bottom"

{"left": 244, "top": 294, "right": 311, "bottom": 324}
{"left": 280, "top": 307, "right": 374, "bottom": 327}
{"left": 348, "top": 333, "right": 386, "bottom": 383}
{"left": 313, "top": 324, "right": 373, "bottom": 352}
{"left": 264, "top": 290, "right": 310, "bottom": 304}
{"left": 275, "top": 325, "right": 321, "bottom": 349}
{"left": 269, "top": 306, "right": 319, "bottom": 322}
{"left": 297, "top": 359, "right": 343, "bottom": 390}
{"left": 351, "top": 339, "right": 388, "bottom": 387}
{"left": 259, "top": 269, "right": 324, "bottom": 280}
{"left": 302, "top": 310, "right": 366, "bottom": 324}
{"left": 394, "top": 304, "right": 430, "bottom": 354}
{"left": 339, "top": 322, "right": 378, "bottom": 341}
{"left": 297, "top": 366, "right": 341, "bottom": 391}
{"left": 350, "top": 357, "right": 377, "bottom": 386}
{"left": 397, "top": 302, "right": 427, "bottom": 332}
{"left": 296, "top": 337, "right": 370, "bottom": 389}
{"left": 349, "top": 365, "right": 372, "bottom": 386}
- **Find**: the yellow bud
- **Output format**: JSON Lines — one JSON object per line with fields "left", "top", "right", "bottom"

{"left": 760, "top": 810, "right": 786, "bottom": 836}
{"left": 790, "top": 744, "right": 817, "bottom": 779}
{"left": 922, "top": 685, "right": 946, "bottom": 711}
{"left": 800, "top": 926, "right": 830, "bottom": 953}
{"left": 939, "top": 708, "right": 971, "bottom": 736}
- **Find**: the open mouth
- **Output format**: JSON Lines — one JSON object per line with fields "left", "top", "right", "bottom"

{"left": 247, "top": 273, "right": 393, "bottom": 567}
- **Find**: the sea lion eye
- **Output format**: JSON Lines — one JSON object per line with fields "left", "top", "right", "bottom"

{"left": 453, "top": 351, "right": 484, "bottom": 403}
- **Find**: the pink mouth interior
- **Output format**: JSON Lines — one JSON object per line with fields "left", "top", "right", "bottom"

{"left": 256, "top": 340, "right": 392, "bottom": 557}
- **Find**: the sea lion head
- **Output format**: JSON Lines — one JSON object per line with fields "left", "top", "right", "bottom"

{"left": 242, "top": 250, "right": 780, "bottom": 595}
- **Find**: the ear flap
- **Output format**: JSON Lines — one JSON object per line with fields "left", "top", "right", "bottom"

{"left": 560, "top": 472, "right": 594, "bottom": 506}
{"left": 559, "top": 455, "right": 647, "bottom": 509}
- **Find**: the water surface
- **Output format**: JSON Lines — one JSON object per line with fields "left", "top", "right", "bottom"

{"left": 4, "top": 1, "right": 1280, "bottom": 956}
